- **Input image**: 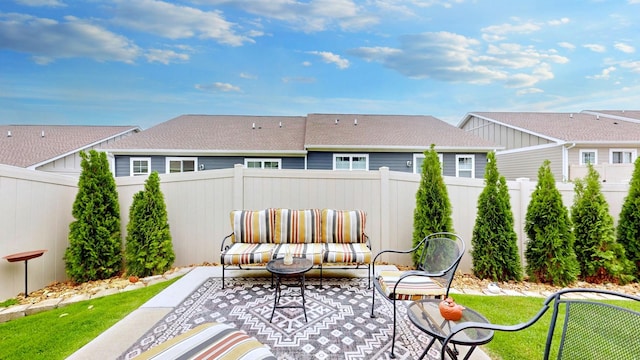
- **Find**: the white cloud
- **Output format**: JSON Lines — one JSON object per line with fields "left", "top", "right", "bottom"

{"left": 558, "top": 42, "right": 576, "bottom": 51}
{"left": 584, "top": 44, "right": 606, "bottom": 53}
{"left": 620, "top": 60, "right": 640, "bottom": 73}
{"left": 516, "top": 87, "right": 544, "bottom": 96}
{"left": 307, "top": 51, "right": 350, "bottom": 69}
{"left": 0, "top": 13, "right": 140, "bottom": 64}
{"left": 614, "top": 42, "right": 635, "bottom": 53}
{"left": 196, "top": 0, "right": 378, "bottom": 32}
{"left": 587, "top": 66, "right": 616, "bottom": 80}
{"left": 350, "top": 31, "right": 565, "bottom": 88}
{"left": 195, "top": 82, "right": 242, "bottom": 92}
{"left": 302, "top": 61, "right": 312, "bottom": 67}
{"left": 239, "top": 72, "right": 257, "bottom": 79}
{"left": 547, "top": 17, "right": 570, "bottom": 26}
{"left": 145, "top": 49, "right": 189, "bottom": 64}
{"left": 481, "top": 21, "right": 541, "bottom": 36}
{"left": 14, "top": 0, "right": 65, "bottom": 6}
{"left": 110, "top": 0, "right": 254, "bottom": 46}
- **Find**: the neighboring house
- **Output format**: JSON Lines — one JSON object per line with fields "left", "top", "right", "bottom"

{"left": 103, "top": 114, "right": 499, "bottom": 178}
{"left": 458, "top": 111, "right": 640, "bottom": 183}
{"left": 0, "top": 125, "right": 140, "bottom": 176}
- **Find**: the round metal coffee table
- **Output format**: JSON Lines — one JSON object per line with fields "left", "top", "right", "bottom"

{"left": 406, "top": 299, "right": 494, "bottom": 360}
{"left": 266, "top": 257, "right": 313, "bottom": 323}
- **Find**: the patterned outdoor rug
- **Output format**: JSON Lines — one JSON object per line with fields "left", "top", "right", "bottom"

{"left": 120, "top": 277, "right": 441, "bottom": 360}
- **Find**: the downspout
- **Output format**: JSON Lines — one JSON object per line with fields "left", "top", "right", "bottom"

{"left": 563, "top": 143, "right": 576, "bottom": 182}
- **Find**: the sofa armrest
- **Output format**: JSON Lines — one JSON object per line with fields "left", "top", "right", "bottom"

{"left": 221, "top": 233, "right": 233, "bottom": 253}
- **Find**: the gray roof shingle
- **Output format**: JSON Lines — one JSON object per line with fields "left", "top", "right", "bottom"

{"left": 469, "top": 112, "right": 640, "bottom": 142}
{"left": 0, "top": 125, "right": 139, "bottom": 167}
{"left": 105, "top": 114, "right": 497, "bottom": 154}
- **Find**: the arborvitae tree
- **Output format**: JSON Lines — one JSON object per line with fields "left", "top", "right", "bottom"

{"left": 64, "top": 150, "right": 122, "bottom": 283}
{"left": 412, "top": 144, "right": 454, "bottom": 265}
{"left": 616, "top": 156, "right": 640, "bottom": 280}
{"left": 524, "top": 160, "right": 579, "bottom": 286}
{"left": 471, "top": 152, "right": 522, "bottom": 281}
{"left": 571, "top": 164, "right": 634, "bottom": 284}
{"left": 125, "top": 171, "right": 175, "bottom": 277}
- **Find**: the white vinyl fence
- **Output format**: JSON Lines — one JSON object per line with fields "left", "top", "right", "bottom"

{"left": 0, "top": 164, "right": 631, "bottom": 301}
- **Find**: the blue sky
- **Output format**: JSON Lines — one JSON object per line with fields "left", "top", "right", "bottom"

{"left": 1, "top": 0, "right": 640, "bottom": 130}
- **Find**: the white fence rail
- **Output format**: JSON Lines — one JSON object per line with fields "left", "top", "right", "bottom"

{"left": 0, "top": 164, "right": 631, "bottom": 301}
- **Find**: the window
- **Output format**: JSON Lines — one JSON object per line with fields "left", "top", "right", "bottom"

{"left": 245, "top": 158, "right": 281, "bottom": 169}
{"left": 610, "top": 149, "right": 636, "bottom": 164}
{"left": 580, "top": 150, "right": 597, "bottom": 165}
{"left": 455, "top": 154, "right": 475, "bottom": 178}
{"left": 166, "top": 157, "right": 197, "bottom": 173}
{"left": 333, "top": 154, "right": 368, "bottom": 170}
{"left": 413, "top": 153, "right": 443, "bottom": 174}
{"left": 130, "top": 157, "right": 151, "bottom": 176}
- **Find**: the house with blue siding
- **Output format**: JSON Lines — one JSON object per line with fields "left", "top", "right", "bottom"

{"left": 103, "top": 114, "right": 499, "bottom": 178}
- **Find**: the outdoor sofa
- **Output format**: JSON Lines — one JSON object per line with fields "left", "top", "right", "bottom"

{"left": 220, "top": 208, "right": 371, "bottom": 287}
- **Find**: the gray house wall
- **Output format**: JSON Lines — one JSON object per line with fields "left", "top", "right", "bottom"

{"left": 496, "top": 145, "right": 563, "bottom": 181}
{"left": 462, "top": 115, "right": 553, "bottom": 150}
{"left": 114, "top": 152, "right": 488, "bottom": 177}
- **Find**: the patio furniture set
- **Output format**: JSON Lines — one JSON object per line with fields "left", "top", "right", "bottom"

{"left": 139, "top": 208, "right": 640, "bottom": 360}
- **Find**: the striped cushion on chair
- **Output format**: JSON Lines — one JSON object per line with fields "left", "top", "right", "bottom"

{"left": 377, "top": 270, "right": 446, "bottom": 300}
{"left": 273, "top": 209, "right": 321, "bottom": 244}
{"left": 324, "top": 243, "right": 371, "bottom": 264}
{"left": 136, "top": 322, "right": 276, "bottom": 360}
{"left": 222, "top": 243, "right": 275, "bottom": 265}
{"left": 321, "top": 209, "right": 366, "bottom": 243}
{"left": 230, "top": 209, "right": 275, "bottom": 244}
{"left": 272, "top": 243, "right": 324, "bottom": 265}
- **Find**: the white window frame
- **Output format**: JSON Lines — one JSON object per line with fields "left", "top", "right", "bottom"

{"left": 130, "top": 157, "right": 151, "bottom": 177}
{"left": 333, "top": 154, "right": 369, "bottom": 171}
{"left": 244, "top": 158, "right": 282, "bottom": 169}
{"left": 579, "top": 149, "right": 597, "bottom": 165}
{"left": 413, "top": 153, "right": 443, "bottom": 174}
{"left": 455, "top": 154, "right": 475, "bottom": 178}
{"left": 166, "top": 157, "right": 198, "bottom": 173}
{"left": 609, "top": 149, "right": 636, "bottom": 164}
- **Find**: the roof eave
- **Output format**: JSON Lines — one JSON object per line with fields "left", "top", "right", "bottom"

{"left": 106, "top": 149, "right": 308, "bottom": 156}
{"left": 305, "top": 144, "right": 502, "bottom": 152}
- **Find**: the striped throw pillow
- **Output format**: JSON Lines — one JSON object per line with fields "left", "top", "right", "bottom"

{"left": 321, "top": 209, "right": 366, "bottom": 243}
{"left": 230, "top": 209, "right": 274, "bottom": 244}
{"left": 273, "top": 209, "right": 321, "bottom": 244}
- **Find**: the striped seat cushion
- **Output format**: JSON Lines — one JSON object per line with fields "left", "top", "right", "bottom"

{"left": 272, "top": 243, "right": 324, "bottom": 265}
{"left": 324, "top": 243, "right": 371, "bottom": 264}
{"left": 230, "top": 209, "right": 275, "bottom": 244}
{"left": 321, "top": 209, "right": 367, "bottom": 243}
{"left": 377, "top": 270, "right": 445, "bottom": 301}
{"left": 273, "top": 209, "right": 321, "bottom": 244}
{"left": 136, "top": 322, "right": 276, "bottom": 360}
{"left": 222, "top": 243, "right": 275, "bottom": 265}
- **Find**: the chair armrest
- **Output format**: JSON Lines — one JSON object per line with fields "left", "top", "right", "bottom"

{"left": 372, "top": 236, "right": 428, "bottom": 263}
{"left": 221, "top": 233, "right": 234, "bottom": 252}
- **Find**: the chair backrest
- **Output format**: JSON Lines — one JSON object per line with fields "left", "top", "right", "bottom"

{"left": 440, "top": 288, "right": 640, "bottom": 360}
{"left": 545, "top": 289, "right": 640, "bottom": 359}
{"left": 416, "top": 232, "right": 465, "bottom": 297}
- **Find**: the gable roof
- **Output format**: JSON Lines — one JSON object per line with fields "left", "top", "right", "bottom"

{"left": 0, "top": 125, "right": 140, "bottom": 168}
{"left": 462, "top": 112, "right": 640, "bottom": 143}
{"left": 582, "top": 110, "right": 640, "bottom": 123}
{"left": 105, "top": 113, "right": 498, "bottom": 155}
{"left": 305, "top": 114, "right": 498, "bottom": 151}
{"left": 103, "top": 115, "right": 308, "bottom": 155}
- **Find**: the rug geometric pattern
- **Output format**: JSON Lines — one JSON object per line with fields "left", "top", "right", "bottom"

{"left": 120, "top": 277, "right": 442, "bottom": 360}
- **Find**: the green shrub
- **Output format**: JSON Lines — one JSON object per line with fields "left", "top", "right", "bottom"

{"left": 125, "top": 172, "right": 175, "bottom": 277}
{"left": 471, "top": 152, "right": 522, "bottom": 281}
{"left": 617, "top": 157, "right": 640, "bottom": 280}
{"left": 64, "top": 150, "right": 122, "bottom": 283}
{"left": 524, "top": 160, "right": 579, "bottom": 286}
{"left": 412, "top": 144, "right": 454, "bottom": 265}
{"left": 571, "top": 164, "right": 634, "bottom": 284}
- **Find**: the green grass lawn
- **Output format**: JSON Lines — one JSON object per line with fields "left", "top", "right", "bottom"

{"left": 0, "top": 278, "right": 178, "bottom": 360}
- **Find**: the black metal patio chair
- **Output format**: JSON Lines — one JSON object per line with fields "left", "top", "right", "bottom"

{"left": 370, "top": 232, "right": 465, "bottom": 358}
{"left": 440, "top": 288, "right": 640, "bottom": 360}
